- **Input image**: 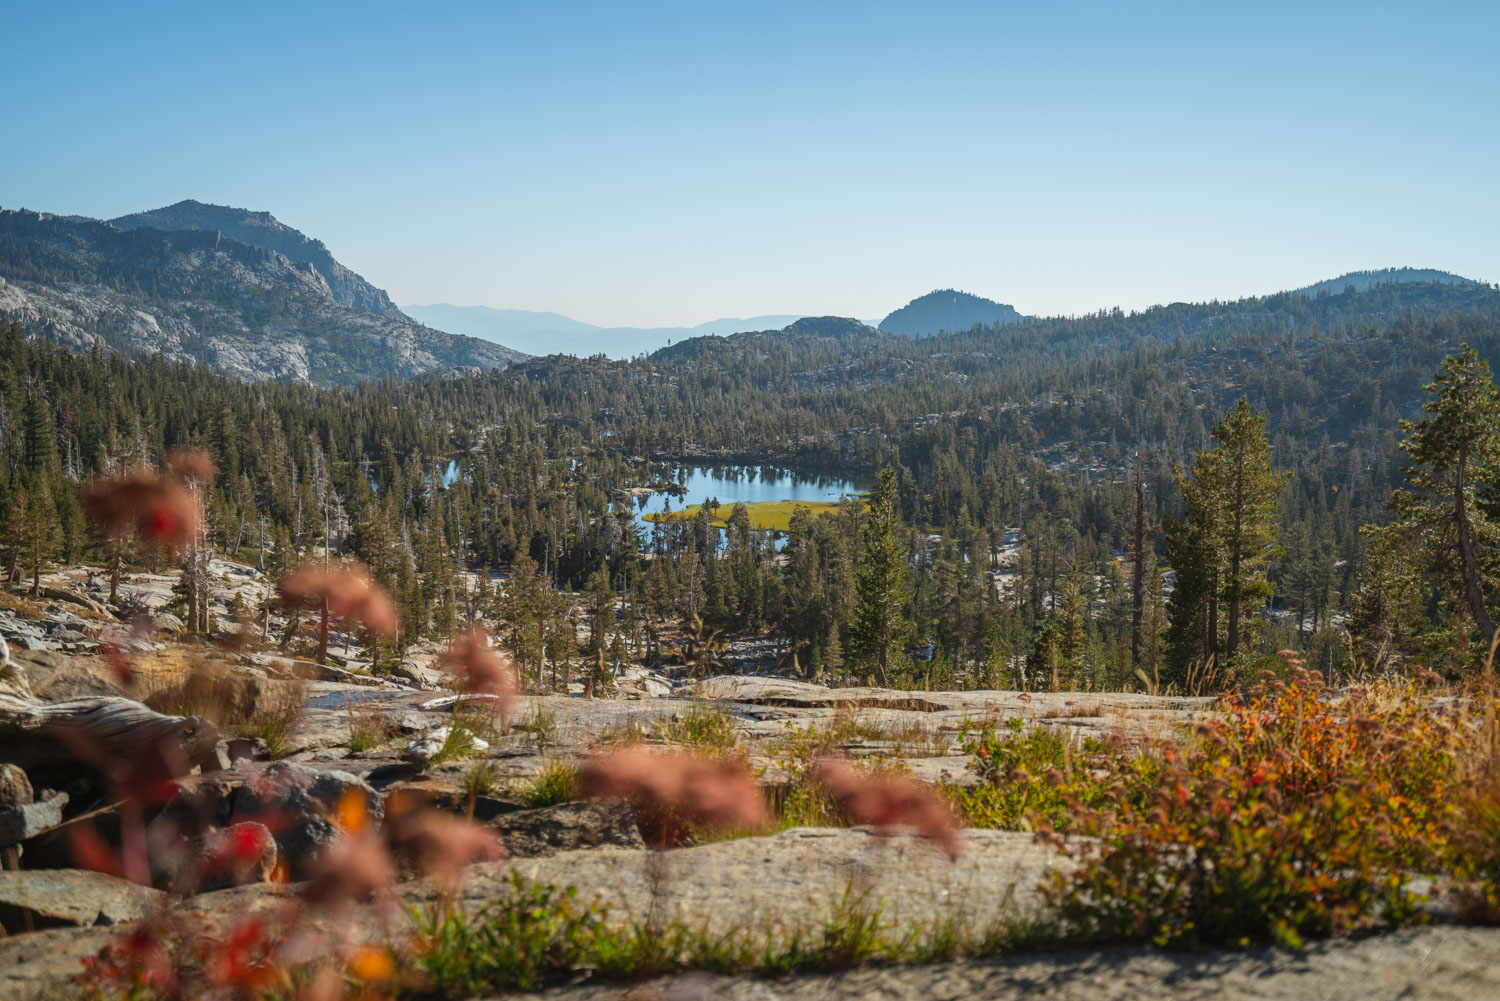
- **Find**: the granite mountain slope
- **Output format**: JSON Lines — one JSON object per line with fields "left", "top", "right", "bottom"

{"left": 0, "top": 206, "right": 524, "bottom": 386}
{"left": 110, "top": 199, "right": 408, "bottom": 321}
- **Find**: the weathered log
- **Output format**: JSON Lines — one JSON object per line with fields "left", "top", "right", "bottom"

{"left": 0, "top": 693, "right": 219, "bottom": 770}
{"left": 0, "top": 635, "right": 217, "bottom": 770}
{"left": 34, "top": 586, "right": 116, "bottom": 620}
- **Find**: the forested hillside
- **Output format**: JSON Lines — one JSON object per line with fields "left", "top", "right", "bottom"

{"left": 2, "top": 274, "right": 1498, "bottom": 692}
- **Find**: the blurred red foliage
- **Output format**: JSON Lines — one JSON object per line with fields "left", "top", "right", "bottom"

{"left": 580, "top": 748, "right": 769, "bottom": 847}
{"left": 279, "top": 562, "right": 399, "bottom": 637}
{"left": 815, "top": 758, "right": 961, "bottom": 859}
{"left": 439, "top": 625, "right": 518, "bottom": 707}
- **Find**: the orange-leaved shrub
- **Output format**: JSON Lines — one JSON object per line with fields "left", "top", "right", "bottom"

{"left": 1044, "top": 664, "right": 1463, "bottom": 949}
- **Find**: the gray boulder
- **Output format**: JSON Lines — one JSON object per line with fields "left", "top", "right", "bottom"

{"left": 228, "top": 761, "right": 382, "bottom": 877}
{"left": 0, "top": 869, "right": 161, "bottom": 933}
{"left": 0, "top": 764, "right": 30, "bottom": 811}
{"left": 488, "top": 799, "right": 643, "bottom": 858}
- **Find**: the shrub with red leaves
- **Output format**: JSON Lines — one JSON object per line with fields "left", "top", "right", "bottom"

{"left": 815, "top": 758, "right": 961, "bottom": 859}
{"left": 580, "top": 748, "right": 769, "bottom": 847}
{"left": 199, "top": 822, "right": 279, "bottom": 888}
{"left": 279, "top": 561, "right": 399, "bottom": 637}
{"left": 300, "top": 829, "right": 397, "bottom": 911}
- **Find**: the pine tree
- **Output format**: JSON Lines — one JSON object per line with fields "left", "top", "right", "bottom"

{"left": 1130, "top": 455, "right": 1149, "bottom": 666}
{"left": 1349, "top": 528, "right": 1425, "bottom": 664}
{"left": 20, "top": 384, "right": 56, "bottom": 476}
{"left": 1385, "top": 345, "right": 1500, "bottom": 648}
{"left": 1056, "top": 561, "right": 1090, "bottom": 674}
{"left": 583, "top": 567, "right": 613, "bottom": 659}
{"left": 1, "top": 486, "right": 28, "bottom": 584}
{"left": 850, "top": 467, "right": 914, "bottom": 686}
{"left": 1165, "top": 400, "right": 1288, "bottom": 680}
{"left": 498, "top": 553, "right": 549, "bottom": 686}
{"left": 22, "top": 478, "right": 55, "bottom": 596}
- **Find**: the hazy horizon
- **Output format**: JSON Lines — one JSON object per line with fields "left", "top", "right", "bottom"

{"left": 4, "top": 2, "right": 1496, "bottom": 328}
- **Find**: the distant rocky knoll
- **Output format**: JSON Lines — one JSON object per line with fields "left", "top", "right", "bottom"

{"left": 1293, "top": 267, "right": 1479, "bottom": 297}
{"left": 879, "top": 289, "right": 1028, "bottom": 337}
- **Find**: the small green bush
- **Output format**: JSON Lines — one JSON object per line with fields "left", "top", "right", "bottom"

{"left": 520, "top": 760, "right": 580, "bottom": 808}
{"left": 945, "top": 718, "right": 1155, "bottom": 832}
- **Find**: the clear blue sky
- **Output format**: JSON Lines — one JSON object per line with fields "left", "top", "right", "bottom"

{"left": 3, "top": 1, "right": 1496, "bottom": 327}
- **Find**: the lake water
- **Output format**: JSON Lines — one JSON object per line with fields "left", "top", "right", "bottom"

{"left": 632, "top": 464, "right": 867, "bottom": 538}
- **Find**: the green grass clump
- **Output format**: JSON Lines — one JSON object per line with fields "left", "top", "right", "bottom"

{"left": 651, "top": 701, "right": 739, "bottom": 753}
{"left": 520, "top": 760, "right": 581, "bottom": 808}
{"left": 346, "top": 703, "right": 393, "bottom": 753}
{"left": 512, "top": 704, "right": 560, "bottom": 754}
{"left": 944, "top": 717, "right": 1150, "bottom": 832}
{"left": 411, "top": 872, "right": 1057, "bottom": 995}
{"left": 427, "top": 725, "right": 481, "bottom": 767}
{"left": 426, "top": 701, "right": 501, "bottom": 768}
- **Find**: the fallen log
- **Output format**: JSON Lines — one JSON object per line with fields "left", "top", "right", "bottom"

{"left": 0, "top": 694, "right": 219, "bottom": 770}
{"left": 0, "top": 638, "right": 218, "bottom": 770}
{"left": 34, "top": 587, "right": 116, "bottom": 620}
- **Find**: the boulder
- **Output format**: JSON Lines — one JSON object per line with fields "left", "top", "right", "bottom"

{"left": 0, "top": 763, "right": 30, "bottom": 811}
{"left": 487, "top": 799, "right": 644, "bottom": 857}
{"left": 391, "top": 660, "right": 446, "bottom": 689}
{"left": 7, "top": 634, "right": 54, "bottom": 653}
{"left": 0, "top": 793, "right": 67, "bottom": 850}
{"left": 228, "top": 762, "right": 382, "bottom": 878}
{"left": 0, "top": 868, "right": 161, "bottom": 934}
{"left": 178, "top": 671, "right": 303, "bottom": 723}
{"left": 404, "top": 727, "right": 490, "bottom": 762}
{"left": 13, "top": 649, "right": 127, "bottom": 700}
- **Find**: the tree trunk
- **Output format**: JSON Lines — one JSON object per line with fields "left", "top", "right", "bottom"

{"left": 1226, "top": 452, "right": 1246, "bottom": 661}
{"left": 1131, "top": 460, "right": 1146, "bottom": 666}
{"left": 279, "top": 614, "right": 302, "bottom": 652}
{"left": 1206, "top": 572, "right": 1220, "bottom": 667}
{"left": 316, "top": 597, "right": 329, "bottom": 665}
{"left": 1454, "top": 448, "right": 1497, "bottom": 645}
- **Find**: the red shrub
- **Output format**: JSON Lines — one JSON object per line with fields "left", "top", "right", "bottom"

{"left": 164, "top": 446, "right": 218, "bottom": 485}
{"left": 387, "top": 807, "right": 507, "bottom": 890}
{"left": 83, "top": 469, "right": 201, "bottom": 552}
{"left": 299, "top": 829, "right": 396, "bottom": 911}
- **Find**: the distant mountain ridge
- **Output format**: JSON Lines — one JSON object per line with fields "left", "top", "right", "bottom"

{"left": 0, "top": 205, "right": 524, "bottom": 385}
{"left": 879, "top": 289, "right": 1027, "bottom": 337}
{"left": 402, "top": 303, "right": 805, "bottom": 358}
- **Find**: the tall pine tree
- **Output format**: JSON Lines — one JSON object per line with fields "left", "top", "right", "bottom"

{"left": 850, "top": 467, "right": 913, "bottom": 686}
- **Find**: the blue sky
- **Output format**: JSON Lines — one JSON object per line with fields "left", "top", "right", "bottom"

{"left": 3, "top": 1, "right": 1496, "bottom": 327}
